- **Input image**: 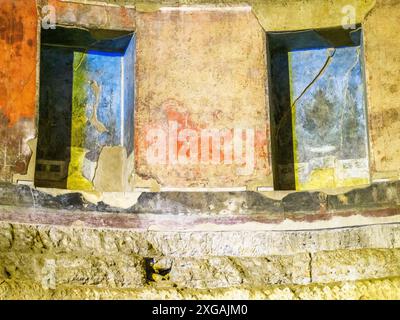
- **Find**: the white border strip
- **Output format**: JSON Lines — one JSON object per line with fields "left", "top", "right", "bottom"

{"left": 257, "top": 187, "right": 274, "bottom": 192}
{"left": 133, "top": 188, "right": 152, "bottom": 193}
{"left": 160, "top": 187, "right": 247, "bottom": 192}
{"left": 159, "top": 5, "right": 252, "bottom": 12}
{"left": 61, "top": 1, "right": 251, "bottom": 12}
{"left": 373, "top": 179, "right": 392, "bottom": 183}
{"left": 61, "top": 0, "right": 136, "bottom": 8}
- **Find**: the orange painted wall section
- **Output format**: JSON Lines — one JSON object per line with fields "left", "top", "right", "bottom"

{"left": 0, "top": 0, "right": 37, "bottom": 125}
{"left": 0, "top": 0, "right": 37, "bottom": 181}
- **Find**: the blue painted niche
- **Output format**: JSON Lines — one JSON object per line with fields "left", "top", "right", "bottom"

{"left": 36, "top": 28, "right": 135, "bottom": 189}
{"left": 74, "top": 38, "right": 136, "bottom": 161}
{"left": 267, "top": 27, "right": 370, "bottom": 191}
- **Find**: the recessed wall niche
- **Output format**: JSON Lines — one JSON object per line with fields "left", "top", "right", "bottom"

{"left": 35, "top": 27, "right": 135, "bottom": 189}
{"left": 267, "top": 27, "right": 370, "bottom": 191}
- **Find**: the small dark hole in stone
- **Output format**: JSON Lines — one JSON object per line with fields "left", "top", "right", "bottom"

{"left": 144, "top": 258, "right": 155, "bottom": 282}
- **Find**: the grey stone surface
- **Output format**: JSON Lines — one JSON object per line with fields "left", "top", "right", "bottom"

{"left": 1, "top": 219, "right": 400, "bottom": 290}
{"left": 0, "top": 252, "right": 146, "bottom": 289}
{"left": 311, "top": 249, "right": 400, "bottom": 284}
{"left": 165, "top": 255, "right": 310, "bottom": 288}
{"left": 1, "top": 221, "right": 399, "bottom": 257}
{"left": 1, "top": 182, "right": 400, "bottom": 215}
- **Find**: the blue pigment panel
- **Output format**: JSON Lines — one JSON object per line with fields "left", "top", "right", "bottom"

{"left": 76, "top": 50, "right": 123, "bottom": 155}
{"left": 71, "top": 35, "right": 135, "bottom": 162}
{"left": 37, "top": 28, "right": 135, "bottom": 189}
{"left": 289, "top": 46, "right": 370, "bottom": 189}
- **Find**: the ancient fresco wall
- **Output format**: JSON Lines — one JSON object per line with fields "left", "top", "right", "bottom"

{"left": 134, "top": 9, "right": 271, "bottom": 189}
{"left": 363, "top": 0, "right": 400, "bottom": 182}
{"left": 290, "top": 46, "right": 370, "bottom": 190}
{"left": 268, "top": 28, "right": 370, "bottom": 191}
{"left": 0, "top": 0, "right": 37, "bottom": 183}
{"left": 2, "top": 0, "right": 400, "bottom": 193}
{"left": 2, "top": 0, "right": 400, "bottom": 301}
{"left": 33, "top": 0, "right": 137, "bottom": 191}
{"left": 35, "top": 32, "right": 136, "bottom": 191}
{"left": 69, "top": 50, "right": 124, "bottom": 190}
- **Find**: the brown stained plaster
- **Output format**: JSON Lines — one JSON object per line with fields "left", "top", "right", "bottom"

{"left": 38, "top": 186, "right": 146, "bottom": 209}
{"left": 37, "top": 0, "right": 378, "bottom": 30}
{"left": 89, "top": 1, "right": 377, "bottom": 30}
{"left": 28, "top": 0, "right": 389, "bottom": 194}
{"left": 92, "top": 146, "right": 160, "bottom": 193}
{"left": 362, "top": 0, "right": 400, "bottom": 179}
{"left": 24, "top": 170, "right": 386, "bottom": 211}
{"left": 93, "top": 146, "right": 127, "bottom": 192}
{"left": 131, "top": 171, "right": 162, "bottom": 192}
{"left": 259, "top": 184, "right": 375, "bottom": 201}
{"left": 371, "top": 172, "right": 400, "bottom": 183}
{"left": 246, "top": 175, "right": 273, "bottom": 192}
{"left": 12, "top": 138, "right": 38, "bottom": 186}
{"left": 361, "top": 3, "right": 376, "bottom": 178}
{"left": 362, "top": 0, "right": 398, "bottom": 23}
{"left": 61, "top": 0, "right": 136, "bottom": 9}
{"left": 135, "top": 2, "right": 162, "bottom": 12}
{"left": 123, "top": 150, "right": 156, "bottom": 192}
{"left": 9, "top": 4, "right": 40, "bottom": 184}
{"left": 38, "top": 0, "right": 137, "bottom": 31}
{"left": 252, "top": 0, "right": 376, "bottom": 31}
{"left": 39, "top": 0, "right": 132, "bottom": 8}
{"left": 1, "top": 205, "right": 400, "bottom": 232}
{"left": 36, "top": 1, "right": 93, "bottom": 32}
{"left": 35, "top": 2, "right": 42, "bottom": 132}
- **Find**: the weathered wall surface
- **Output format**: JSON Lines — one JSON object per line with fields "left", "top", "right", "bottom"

{"left": 3, "top": 0, "right": 400, "bottom": 192}
{"left": 2, "top": 277, "right": 400, "bottom": 300}
{"left": 0, "top": 0, "right": 37, "bottom": 183}
{"left": 134, "top": 9, "right": 271, "bottom": 188}
{"left": 1, "top": 217, "right": 400, "bottom": 300}
{"left": 252, "top": 0, "right": 375, "bottom": 31}
{"left": 1, "top": 0, "right": 400, "bottom": 301}
{"left": 363, "top": 0, "right": 400, "bottom": 182}
{"left": 35, "top": 1, "right": 137, "bottom": 191}
{"left": 42, "top": 0, "right": 136, "bottom": 30}
{"left": 291, "top": 46, "right": 370, "bottom": 190}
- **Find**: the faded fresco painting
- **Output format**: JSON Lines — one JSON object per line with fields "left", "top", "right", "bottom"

{"left": 290, "top": 46, "right": 370, "bottom": 190}
{"left": 2, "top": 0, "right": 400, "bottom": 301}
{"left": 36, "top": 29, "right": 135, "bottom": 190}
{"left": 70, "top": 38, "right": 135, "bottom": 190}
{"left": 69, "top": 50, "right": 124, "bottom": 190}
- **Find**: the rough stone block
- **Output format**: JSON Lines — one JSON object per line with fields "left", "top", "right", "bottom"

{"left": 312, "top": 249, "right": 400, "bottom": 283}
{"left": 166, "top": 255, "right": 310, "bottom": 288}
{"left": 0, "top": 252, "right": 146, "bottom": 289}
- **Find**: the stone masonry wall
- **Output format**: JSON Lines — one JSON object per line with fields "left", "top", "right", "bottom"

{"left": 1, "top": 218, "right": 400, "bottom": 299}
